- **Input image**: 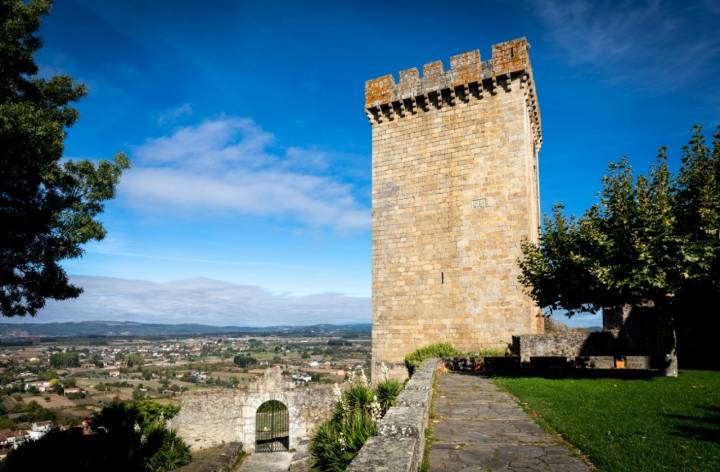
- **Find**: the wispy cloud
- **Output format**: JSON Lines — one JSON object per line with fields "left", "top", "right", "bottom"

{"left": 33, "top": 276, "right": 370, "bottom": 326}
{"left": 119, "top": 117, "right": 370, "bottom": 231}
{"left": 532, "top": 0, "right": 720, "bottom": 90}
{"left": 156, "top": 103, "right": 193, "bottom": 126}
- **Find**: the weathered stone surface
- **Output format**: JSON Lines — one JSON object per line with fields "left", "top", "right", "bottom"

{"left": 513, "top": 332, "right": 591, "bottom": 363}
{"left": 347, "top": 436, "right": 418, "bottom": 472}
{"left": 237, "top": 451, "right": 293, "bottom": 472}
{"left": 429, "top": 372, "right": 591, "bottom": 471}
{"left": 367, "top": 38, "right": 544, "bottom": 383}
{"left": 169, "top": 367, "right": 334, "bottom": 452}
{"left": 348, "top": 359, "right": 440, "bottom": 472}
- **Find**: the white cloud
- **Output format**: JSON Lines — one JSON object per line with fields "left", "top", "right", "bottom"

{"left": 532, "top": 0, "right": 720, "bottom": 90}
{"left": 156, "top": 103, "right": 193, "bottom": 125}
{"left": 120, "top": 117, "right": 370, "bottom": 231}
{"left": 32, "top": 276, "right": 370, "bottom": 326}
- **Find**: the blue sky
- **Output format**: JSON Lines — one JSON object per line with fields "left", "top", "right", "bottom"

{"left": 28, "top": 0, "right": 720, "bottom": 326}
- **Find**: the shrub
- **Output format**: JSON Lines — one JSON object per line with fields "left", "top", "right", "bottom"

{"left": 310, "top": 374, "right": 390, "bottom": 471}
{"left": 144, "top": 429, "right": 192, "bottom": 472}
{"left": 375, "top": 380, "right": 403, "bottom": 414}
{"left": 310, "top": 411, "right": 377, "bottom": 472}
{"left": 1, "top": 399, "right": 189, "bottom": 472}
{"left": 468, "top": 348, "right": 507, "bottom": 357}
{"left": 404, "top": 343, "right": 459, "bottom": 375}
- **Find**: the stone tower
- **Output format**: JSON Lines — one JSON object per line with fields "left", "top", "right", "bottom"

{"left": 367, "top": 38, "right": 544, "bottom": 382}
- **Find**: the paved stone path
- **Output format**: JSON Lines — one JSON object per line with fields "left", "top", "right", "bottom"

{"left": 429, "top": 372, "right": 591, "bottom": 471}
{"left": 236, "top": 451, "right": 292, "bottom": 472}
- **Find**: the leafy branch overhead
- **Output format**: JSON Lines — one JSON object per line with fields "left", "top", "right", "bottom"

{"left": 0, "top": 0, "right": 129, "bottom": 317}
{"left": 519, "top": 126, "right": 719, "bottom": 316}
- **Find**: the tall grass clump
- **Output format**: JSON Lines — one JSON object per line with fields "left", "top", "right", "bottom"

{"left": 404, "top": 343, "right": 459, "bottom": 375}
{"left": 310, "top": 369, "right": 403, "bottom": 471}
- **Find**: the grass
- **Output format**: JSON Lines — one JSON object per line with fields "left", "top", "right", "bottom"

{"left": 493, "top": 370, "right": 720, "bottom": 472}
{"left": 419, "top": 371, "right": 439, "bottom": 472}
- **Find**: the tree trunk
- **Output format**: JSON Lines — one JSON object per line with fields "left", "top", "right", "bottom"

{"left": 658, "top": 303, "right": 678, "bottom": 377}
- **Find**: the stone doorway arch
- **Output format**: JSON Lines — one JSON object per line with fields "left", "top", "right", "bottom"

{"left": 255, "top": 400, "right": 289, "bottom": 453}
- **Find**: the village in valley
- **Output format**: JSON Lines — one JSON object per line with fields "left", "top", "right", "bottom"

{"left": 0, "top": 328, "right": 370, "bottom": 456}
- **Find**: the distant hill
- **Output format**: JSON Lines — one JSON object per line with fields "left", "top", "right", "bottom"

{"left": 0, "top": 320, "right": 371, "bottom": 339}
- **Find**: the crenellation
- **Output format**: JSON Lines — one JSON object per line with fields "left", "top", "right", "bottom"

{"left": 364, "top": 37, "right": 542, "bottom": 149}
{"left": 450, "top": 50, "right": 482, "bottom": 87}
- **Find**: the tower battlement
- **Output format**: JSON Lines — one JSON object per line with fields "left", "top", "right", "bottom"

{"left": 365, "top": 38, "right": 542, "bottom": 148}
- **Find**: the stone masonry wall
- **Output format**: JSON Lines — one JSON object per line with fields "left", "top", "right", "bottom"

{"left": 168, "top": 367, "right": 335, "bottom": 452}
{"left": 347, "top": 358, "right": 441, "bottom": 471}
{"left": 368, "top": 38, "right": 544, "bottom": 382}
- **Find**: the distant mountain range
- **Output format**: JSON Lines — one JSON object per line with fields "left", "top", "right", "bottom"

{"left": 0, "top": 320, "right": 371, "bottom": 338}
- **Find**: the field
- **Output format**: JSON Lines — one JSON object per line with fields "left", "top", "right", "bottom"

{"left": 494, "top": 370, "right": 720, "bottom": 471}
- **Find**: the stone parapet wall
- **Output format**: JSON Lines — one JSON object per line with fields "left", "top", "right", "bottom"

{"left": 347, "top": 358, "right": 440, "bottom": 472}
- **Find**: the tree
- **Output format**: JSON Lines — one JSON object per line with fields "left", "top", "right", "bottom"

{"left": 233, "top": 355, "right": 257, "bottom": 368}
{"left": 0, "top": 0, "right": 129, "bottom": 317}
{"left": 124, "top": 353, "right": 144, "bottom": 368}
{"left": 2, "top": 400, "right": 189, "bottom": 472}
{"left": 49, "top": 351, "right": 79, "bottom": 368}
{"left": 519, "top": 126, "right": 720, "bottom": 377}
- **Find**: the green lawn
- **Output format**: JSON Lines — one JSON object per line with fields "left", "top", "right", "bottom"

{"left": 494, "top": 370, "right": 720, "bottom": 472}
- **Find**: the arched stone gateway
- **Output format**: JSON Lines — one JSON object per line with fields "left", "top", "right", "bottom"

{"left": 255, "top": 400, "right": 289, "bottom": 452}
{"left": 169, "top": 367, "right": 335, "bottom": 453}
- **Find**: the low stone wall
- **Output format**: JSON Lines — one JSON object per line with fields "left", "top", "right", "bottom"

{"left": 513, "top": 330, "right": 658, "bottom": 367}
{"left": 347, "top": 358, "right": 440, "bottom": 472}
{"left": 513, "top": 331, "right": 591, "bottom": 363}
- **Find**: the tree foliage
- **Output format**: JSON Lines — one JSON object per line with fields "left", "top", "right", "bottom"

{"left": 519, "top": 126, "right": 720, "bottom": 375}
{"left": 0, "top": 0, "right": 129, "bottom": 317}
{"left": 49, "top": 350, "right": 79, "bottom": 368}
{"left": 1, "top": 399, "right": 189, "bottom": 472}
{"left": 233, "top": 354, "right": 258, "bottom": 368}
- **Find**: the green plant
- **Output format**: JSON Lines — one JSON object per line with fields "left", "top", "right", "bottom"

{"left": 468, "top": 348, "right": 507, "bottom": 357}
{"left": 420, "top": 373, "right": 439, "bottom": 472}
{"left": 404, "top": 343, "right": 459, "bottom": 376}
{"left": 2, "top": 400, "right": 190, "bottom": 472}
{"left": 144, "top": 429, "right": 191, "bottom": 472}
{"left": 375, "top": 380, "right": 402, "bottom": 414}
{"left": 310, "top": 410, "right": 377, "bottom": 472}
{"left": 310, "top": 377, "right": 393, "bottom": 471}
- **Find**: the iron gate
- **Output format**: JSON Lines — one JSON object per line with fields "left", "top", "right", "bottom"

{"left": 255, "top": 400, "right": 289, "bottom": 453}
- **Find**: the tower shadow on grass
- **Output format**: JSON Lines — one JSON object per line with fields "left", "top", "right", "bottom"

{"left": 664, "top": 405, "right": 720, "bottom": 445}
